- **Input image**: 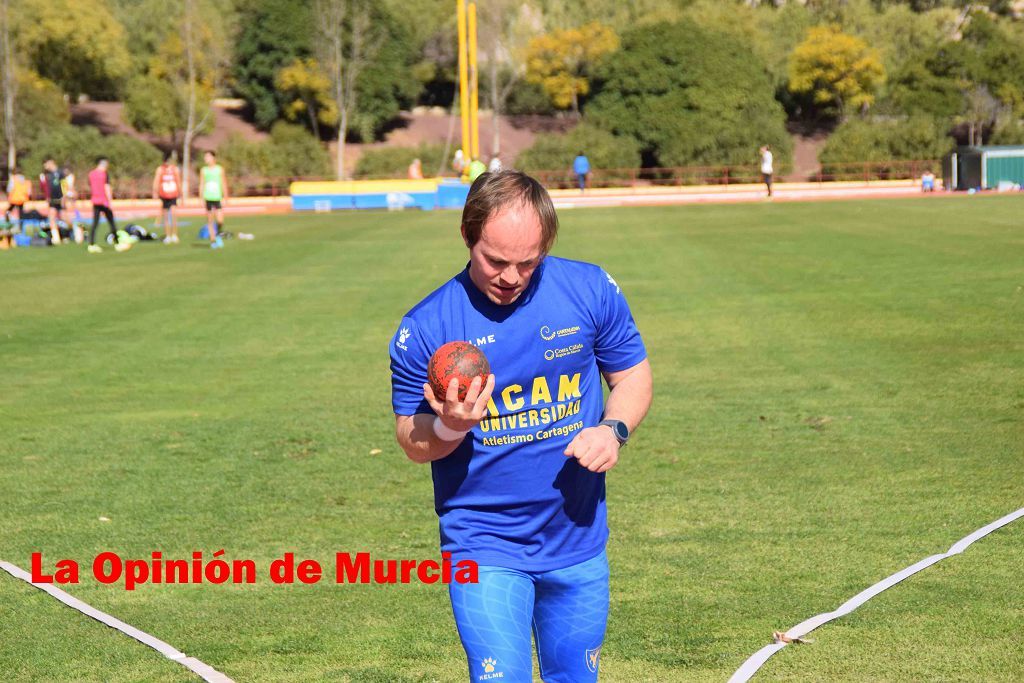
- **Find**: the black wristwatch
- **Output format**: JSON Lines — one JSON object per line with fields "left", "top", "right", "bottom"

{"left": 598, "top": 419, "right": 629, "bottom": 446}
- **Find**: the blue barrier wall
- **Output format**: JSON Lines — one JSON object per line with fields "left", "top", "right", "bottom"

{"left": 290, "top": 179, "right": 471, "bottom": 211}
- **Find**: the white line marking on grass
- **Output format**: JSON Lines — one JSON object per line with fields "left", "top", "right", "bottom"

{"left": 728, "top": 507, "right": 1024, "bottom": 683}
{"left": 0, "top": 560, "right": 234, "bottom": 683}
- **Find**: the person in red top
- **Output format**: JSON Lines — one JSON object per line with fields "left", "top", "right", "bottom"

{"left": 153, "top": 151, "right": 182, "bottom": 243}
{"left": 87, "top": 157, "right": 125, "bottom": 253}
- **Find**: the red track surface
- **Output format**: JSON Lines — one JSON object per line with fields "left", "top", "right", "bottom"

{"left": 547, "top": 181, "right": 940, "bottom": 209}
{"left": 98, "top": 181, "right": 952, "bottom": 219}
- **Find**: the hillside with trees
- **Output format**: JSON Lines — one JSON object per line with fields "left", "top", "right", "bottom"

{"left": 2, "top": 0, "right": 1024, "bottom": 182}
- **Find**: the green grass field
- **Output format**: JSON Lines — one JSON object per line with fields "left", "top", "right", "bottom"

{"left": 1, "top": 196, "right": 1022, "bottom": 682}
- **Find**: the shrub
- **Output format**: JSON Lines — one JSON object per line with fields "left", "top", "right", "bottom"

{"left": 264, "top": 123, "right": 332, "bottom": 177}
{"left": 22, "top": 125, "right": 161, "bottom": 192}
{"left": 819, "top": 116, "right": 954, "bottom": 179}
{"left": 220, "top": 133, "right": 271, "bottom": 178}
{"left": 819, "top": 120, "right": 890, "bottom": 167}
{"left": 353, "top": 143, "right": 447, "bottom": 179}
{"left": 219, "top": 123, "right": 331, "bottom": 180}
{"left": 516, "top": 123, "right": 640, "bottom": 175}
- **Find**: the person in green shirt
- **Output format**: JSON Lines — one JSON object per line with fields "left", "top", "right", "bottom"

{"left": 200, "top": 150, "right": 228, "bottom": 249}
{"left": 467, "top": 158, "right": 487, "bottom": 183}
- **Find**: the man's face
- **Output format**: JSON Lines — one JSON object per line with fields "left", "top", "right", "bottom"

{"left": 204, "top": 153, "right": 214, "bottom": 165}
{"left": 467, "top": 203, "right": 545, "bottom": 306}
{"left": 44, "top": 160, "right": 55, "bottom": 172}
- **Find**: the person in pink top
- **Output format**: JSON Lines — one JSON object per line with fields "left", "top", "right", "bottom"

{"left": 87, "top": 157, "right": 124, "bottom": 253}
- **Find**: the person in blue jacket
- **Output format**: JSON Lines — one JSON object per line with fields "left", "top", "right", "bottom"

{"left": 390, "top": 170, "right": 653, "bottom": 682}
{"left": 573, "top": 151, "right": 591, "bottom": 193}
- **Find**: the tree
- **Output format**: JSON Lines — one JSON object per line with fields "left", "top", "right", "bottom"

{"left": 337, "top": 11, "right": 419, "bottom": 145}
{"left": 0, "top": 70, "right": 69, "bottom": 165}
{"left": 989, "top": 116, "right": 1024, "bottom": 145}
{"left": 232, "top": 0, "right": 314, "bottom": 129}
{"left": 180, "top": 0, "right": 208, "bottom": 201}
{"left": 885, "top": 57, "right": 963, "bottom": 119}
{"left": 788, "top": 25, "right": 885, "bottom": 120}
{"left": 123, "top": 0, "right": 226, "bottom": 198}
{"left": 587, "top": 20, "right": 791, "bottom": 169}
{"left": 852, "top": 4, "right": 955, "bottom": 77}
{"left": 959, "top": 10, "right": 1024, "bottom": 117}
{"left": 0, "top": 0, "right": 15, "bottom": 169}
{"left": 124, "top": 75, "right": 190, "bottom": 142}
{"left": 15, "top": 0, "right": 131, "bottom": 99}
{"left": 111, "top": 0, "right": 188, "bottom": 75}
{"left": 314, "top": 0, "right": 378, "bottom": 179}
{"left": 959, "top": 85, "right": 1001, "bottom": 146}
{"left": 525, "top": 22, "right": 619, "bottom": 117}
{"left": 275, "top": 58, "right": 338, "bottom": 140}
{"left": 685, "top": 0, "right": 812, "bottom": 90}
{"left": 876, "top": 20, "right": 965, "bottom": 120}
{"left": 535, "top": 0, "right": 679, "bottom": 32}
{"left": 479, "top": 0, "right": 541, "bottom": 157}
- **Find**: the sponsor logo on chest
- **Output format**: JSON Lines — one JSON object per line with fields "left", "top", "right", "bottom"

{"left": 539, "top": 324, "right": 580, "bottom": 341}
{"left": 540, "top": 322, "right": 584, "bottom": 361}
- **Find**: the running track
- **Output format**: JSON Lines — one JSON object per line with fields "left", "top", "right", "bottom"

{"left": 103, "top": 180, "right": 965, "bottom": 219}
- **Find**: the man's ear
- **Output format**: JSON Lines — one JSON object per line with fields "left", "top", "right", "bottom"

{"left": 461, "top": 225, "right": 471, "bottom": 248}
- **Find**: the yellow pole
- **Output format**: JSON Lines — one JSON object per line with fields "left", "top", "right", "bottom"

{"left": 456, "top": 0, "right": 470, "bottom": 179}
{"left": 468, "top": 2, "right": 480, "bottom": 163}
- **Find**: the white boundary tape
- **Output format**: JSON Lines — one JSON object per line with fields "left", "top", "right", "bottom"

{"left": 0, "top": 560, "right": 234, "bottom": 683}
{"left": 728, "top": 507, "right": 1024, "bottom": 683}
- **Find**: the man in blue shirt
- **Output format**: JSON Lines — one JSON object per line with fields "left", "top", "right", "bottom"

{"left": 391, "top": 171, "right": 652, "bottom": 682}
{"left": 573, "top": 151, "right": 591, "bottom": 194}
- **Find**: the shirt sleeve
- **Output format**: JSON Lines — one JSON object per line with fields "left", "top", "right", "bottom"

{"left": 389, "top": 316, "right": 434, "bottom": 416}
{"left": 594, "top": 269, "right": 647, "bottom": 373}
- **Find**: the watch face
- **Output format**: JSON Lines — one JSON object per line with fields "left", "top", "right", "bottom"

{"left": 612, "top": 421, "right": 629, "bottom": 442}
{"left": 602, "top": 420, "right": 628, "bottom": 443}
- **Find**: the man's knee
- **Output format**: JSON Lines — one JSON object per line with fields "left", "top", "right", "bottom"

{"left": 450, "top": 567, "right": 536, "bottom": 682}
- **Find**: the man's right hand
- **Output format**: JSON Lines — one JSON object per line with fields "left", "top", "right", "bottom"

{"left": 423, "top": 374, "right": 496, "bottom": 433}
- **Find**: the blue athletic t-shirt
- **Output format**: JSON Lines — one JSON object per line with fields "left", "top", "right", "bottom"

{"left": 390, "top": 256, "right": 646, "bottom": 572}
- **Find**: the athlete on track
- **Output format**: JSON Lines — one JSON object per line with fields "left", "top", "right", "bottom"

{"left": 87, "top": 158, "right": 125, "bottom": 253}
{"left": 40, "top": 159, "right": 65, "bottom": 244}
{"left": 200, "top": 150, "right": 227, "bottom": 249}
{"left": 153, "top": 151, "right": 182, "bottom": 243}
{"left": 390, "top": 170, "right": 653, "bottom": 682}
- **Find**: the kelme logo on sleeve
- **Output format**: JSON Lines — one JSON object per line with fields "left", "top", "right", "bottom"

{"left": 605, "top": 272, "right": 620, "bottom": 293}
{"left": 396, "top": 327, "right": 411, "bottom": 351}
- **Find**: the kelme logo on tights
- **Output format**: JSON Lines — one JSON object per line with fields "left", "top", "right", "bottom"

{"left": 479, "top": 656, "right": 503, "bottom": 680}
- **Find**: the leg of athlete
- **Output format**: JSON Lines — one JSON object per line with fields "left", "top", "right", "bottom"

{"left": 532, "top": 551, "right": 609, "bottom": 683}
{"left": 449, "top": 565, "right": 537, "bottom": 682}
